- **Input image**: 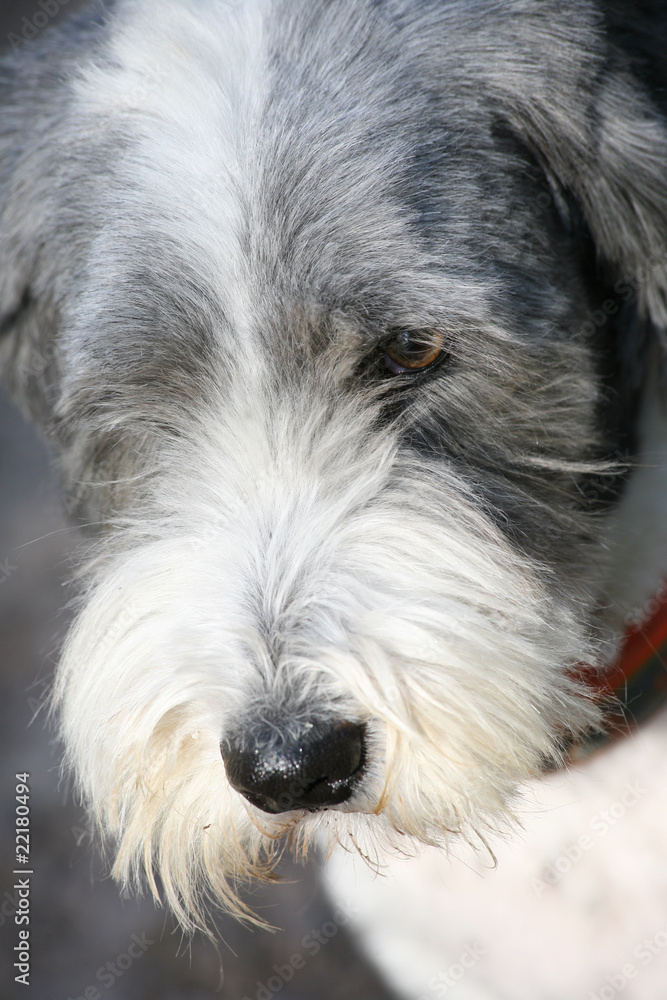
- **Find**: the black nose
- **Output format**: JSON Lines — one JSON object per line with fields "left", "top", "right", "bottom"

{"left": 221, "top": 719, "right": 366, "bottom": 814}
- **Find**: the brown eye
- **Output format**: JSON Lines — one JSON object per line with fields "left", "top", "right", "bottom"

{"left": 385, "top": 329, "right": 446, "bottom": 374}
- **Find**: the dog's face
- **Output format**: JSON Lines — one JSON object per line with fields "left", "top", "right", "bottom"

{"left": 1, "top": 0, "right": 666, "bottom": 929}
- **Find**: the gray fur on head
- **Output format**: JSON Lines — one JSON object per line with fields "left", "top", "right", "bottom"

{"left": 1, "top": 0, "right": 666, "bottom": 930}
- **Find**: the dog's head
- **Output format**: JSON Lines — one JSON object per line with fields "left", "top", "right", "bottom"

{"left": 1, "top": 0, "right": 666, "bottom": 929}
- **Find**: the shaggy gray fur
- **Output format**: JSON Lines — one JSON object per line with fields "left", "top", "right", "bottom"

{"left": 1, "top": 1, "right": 665, "bottom": 542}
{"left": 0, "top": 0, "right": 666, "bottom": 929}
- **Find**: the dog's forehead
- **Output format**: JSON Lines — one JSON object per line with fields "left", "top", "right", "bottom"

{"left": 70, "top": 0, "right": 565, "bottom": 342}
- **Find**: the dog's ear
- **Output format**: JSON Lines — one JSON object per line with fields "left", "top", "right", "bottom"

{"left": 496, "top": 21, "right": 667, "bottom": 377}
{"left": 0, "top": 11, "right": 109, "bottom": 430}
{"left": 0, "top": 44, "right": 64, "bottom": 428}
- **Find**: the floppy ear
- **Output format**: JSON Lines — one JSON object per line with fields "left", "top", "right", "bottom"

{"left": 493, "top": 17, "right": 667, "bottom": 373}
{"left": 0, "top": 11, "right": 110, "bottom": 432}
{"left": 543, "top": 74, "right": 667, "bottom": 352}
{"left": 0, "top": 44, "right": 67, "bottom": 430}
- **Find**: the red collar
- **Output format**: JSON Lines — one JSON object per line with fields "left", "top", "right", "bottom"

{"left": 565, "top": 583, "right": 667, "bottom": 764}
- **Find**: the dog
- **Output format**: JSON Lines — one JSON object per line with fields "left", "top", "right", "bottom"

{"left": 1, "top": 1, "right": 667, "bottom": 996}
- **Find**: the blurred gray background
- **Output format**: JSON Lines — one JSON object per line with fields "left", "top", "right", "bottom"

{"left": 0, "top": 3, "right": 395, "bottom": 998}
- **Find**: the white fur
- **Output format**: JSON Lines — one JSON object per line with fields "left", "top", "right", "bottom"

{"left": 324, "top": 380, "right": 667, "bottom": 999}
{"left": 72, "top": 0, "right": 270, "bottom": 335}
{"left": 56, "top": 372, "right": 598, "bottom": 929}
{"left": 324, "top": 706, "right": 667, "bottom": 1000}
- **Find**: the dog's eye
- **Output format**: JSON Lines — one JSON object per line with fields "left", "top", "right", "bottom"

{"left": 384, "top": 329, "right": 446, "bottom": 374}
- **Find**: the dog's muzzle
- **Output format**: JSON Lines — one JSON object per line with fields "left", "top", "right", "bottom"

{"left": 221, "top": 719, "right": 366, "bottom": 814}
